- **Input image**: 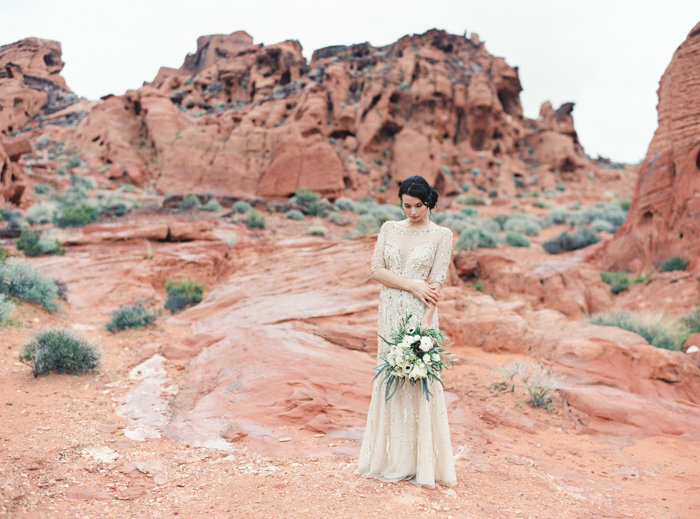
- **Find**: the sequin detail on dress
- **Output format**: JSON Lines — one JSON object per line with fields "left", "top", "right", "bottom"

{"left": 356, "top": 221, "right": 457, "bottom": 488}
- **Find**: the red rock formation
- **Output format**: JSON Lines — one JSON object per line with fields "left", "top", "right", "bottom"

{"left": 55, "top": 29, "right": 617, "bottom": 200}
{"left": 0, "top": 136, "right": 31, "bottom": 204}
{"left": 0, "top": 38, "right": 77, "bottom": 137}
{"left": 594, "top": 21, "right": 700, "bottom": 272}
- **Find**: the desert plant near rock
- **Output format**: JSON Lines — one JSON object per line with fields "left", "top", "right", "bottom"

{"left": 232, "top": 200, "right": 252, "bottom": 213}
{"left": 286, "top": 209, "right": 305, "bottom": 220}
{"left": 164, "top": 278, "right": 204, "bottom": 313}
{"left": 16, "top": 230, "right": 64, "bottom": 257}
{"left": 106, "top": 302, "right": 158, "bottom": 332}
{"left": 455, "top": 227, "right": 497, "bottom": 251}
{"left": 306, "top": 223, "right": 328, "bottom": 236}
{"left": 0, "top": 258, "right": 60, "bottom": 311}
{"left": 179, "top": 194, "right": 200, "bottom": 210}
{"left": 521, "top": 364, "right": 564, "bottom": 410}
{"left": 198, "top": 199, "right": 222, "bottom": 212}
{"left": 659, "top": 256, "right": 688, "bottom": 272}
{"left": 542, "top": 228, "right": 600, "bottom": 254}
{"left": 0, "top": 294, "right": 15, "bottom": 324}
{"left": 244, "top": 208, "right": 266, "bottom": 229}
{"left": 587, "top": 310, "right": 688, "bottom": 351}
{"left": 505, "top": 231, "right": 530, "bottom": 247}
{"left": 599, "top": 271, "right": 650, "bottom": 295}
{"left": 19, "top": 328, "right": 100, "bottom": 377}
{"left": 56, "top": 203, "right": 100, "bottom": 227}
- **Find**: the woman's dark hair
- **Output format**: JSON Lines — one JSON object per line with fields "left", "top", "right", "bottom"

{"left": 398, "top": 175, "right": 438, "bottom": 210}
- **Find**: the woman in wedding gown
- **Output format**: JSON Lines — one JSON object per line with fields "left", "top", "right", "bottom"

{"left": 356, "top": 175, "right": 456, "bottom": 488}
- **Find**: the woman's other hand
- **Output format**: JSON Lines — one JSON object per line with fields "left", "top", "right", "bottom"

{"left": 410, "top": 281, "right": 439, "bottom": 306}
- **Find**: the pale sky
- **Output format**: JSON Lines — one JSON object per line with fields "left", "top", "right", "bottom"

{"left": 3, "top": 0, "right": 699, "bottom": 164}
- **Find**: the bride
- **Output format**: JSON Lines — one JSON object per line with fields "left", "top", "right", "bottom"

{"left": 356, "top": 175, "right": 457, "bottom": 488}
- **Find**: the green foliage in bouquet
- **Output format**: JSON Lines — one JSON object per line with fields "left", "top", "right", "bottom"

{"left": 375, "top": 314, "right": 453, "bottom": 402}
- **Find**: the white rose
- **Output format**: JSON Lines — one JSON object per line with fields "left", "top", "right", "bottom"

{"left": 413, "top": 335, "right": 421, "bottom": 342}
{"left": 419, "top": 336, "right": 433, "bottom": 352}
{"left": 431, "top": 353, "right": 440, "bottom": 362}
{"left": 422, "top": 354, "right": 431, "bottom": 364}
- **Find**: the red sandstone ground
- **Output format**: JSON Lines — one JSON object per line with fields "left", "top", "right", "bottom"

{"left": 1, "top": 210, "right": 699, "bottom": 519}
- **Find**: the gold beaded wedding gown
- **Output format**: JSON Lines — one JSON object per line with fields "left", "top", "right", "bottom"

{"left": 356, "top": 220, "right": 457, "bottom": 488}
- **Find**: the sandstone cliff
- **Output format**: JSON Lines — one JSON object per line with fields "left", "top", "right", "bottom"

{"left": 594, "top": 21, "right": 700, "bottom": 272}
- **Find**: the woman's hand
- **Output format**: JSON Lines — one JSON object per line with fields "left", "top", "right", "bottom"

{"left": 409, "top": 281, "right": 439, "bottom": 307}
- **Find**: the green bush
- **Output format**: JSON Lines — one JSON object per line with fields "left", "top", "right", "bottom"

{"left": 459, "top": 207, "right": 479, "bottom": 217}
{"left": 457, "top": 194, "right": 487, "bottom": 206}
{"left": 542, "top": 228, "right": 601, "bottom": 254}
{"left": 290, "top": 188, "right": 320, "bottom": 206}
{"left": 165, "top": 278, "right": 204, "bottom": 313}
{"left": 307, "top": 223, "right": 328, "bottom": 236}
{"left": 56, "top": 203, "right": 100, "bottom": 227}
{"left": 71, "top": 175, "right": 97, "bottom": 190}
{"left": 370, "top": 204, "right": 403, "bottom": 224}
{"left": 587, "top": 310, "right": 687, "bottom": 351}
{"left": 333, "top": 197, "right": 357, "bottom": 213}
{"left": 327, "top": 212, "right": 344, "bottom": 224}
{"left": 104, "top": 196, "right": 134, "bottom": 216}
{"left": 590, "top": 218, "right": 615, "bottom": 233}
{"left": 106, "top": 302, "right": 157, "bottom": 332}
{"left": 660, "top": 256, "right": 688, "bottom": 272}
{"left": 179, "top": 194, "right": 200, "bottom": 210}
{"left": 618, "top": 198, "right": 631, "bottom": 211}
{"left": 680, "top": 309, "right": 700, "bottom": 336}
{"left": 0, "top": 208, "right": 26, "bottom": 229}
{"left": 244, "top": 208, "right": 266, "bottom": 229}
{"left": 199, "top": 199, "right": 222, "bottom": 212}
{"left": 16, "top": 230, "right": 64, "bottom": 257}
{"left": 19, "top": 328, "right": 100, "bottom": 377}
{"left": 505, "top": 232, "right": 530, "bottom": 247}
{"left": 232, "top": 200, "right": 252, "bottom": 213}
{"left": 479, "top": 218, "right": 502, "bottom": 234}
{"left": 26, "top": 201, "right": 62, "bottom": 225}
{"left": 0, "top": 294, "right": 15, "bottom": 324}
{"left": 305, "top": 200, "right": 328, "bottom": 217}
{"left": 0, "top": 244, "right": 8, "bottom": 263}
{"left": 504, "top": 215, "right": 541, "bottom": 236}
{"left": 599, "top": 271, "right": 650, "bottom": 294}
{"left": 34, "top": 183, "right": 55, "bottom": 195}
{"left": 455, "top": 227, "right": 497, "bottom": 251}
{"left": 0, "top": 258, "right": 59, "bottom": 311}
{"left": 286, "top": 209, "right": 305, "bottom": 220}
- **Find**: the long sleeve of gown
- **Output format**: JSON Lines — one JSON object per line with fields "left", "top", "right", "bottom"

{"left": 427, "top": 229, "right": 453, "bottom": 285}
{"left": 370, "top": 222, "right": 389, "bottom": 274}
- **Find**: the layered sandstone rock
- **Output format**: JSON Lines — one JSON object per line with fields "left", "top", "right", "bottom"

{"left": 49, "top": 29, "right": 620, "bottom": 199}
{"left": 0, "top": 38, "right": 77, "bottom": 137}
{"left": 594, "top": 21, "right": 700, "bottom": 272}
{"left": 0, "top": 136, "right": 31, "bottom": 204}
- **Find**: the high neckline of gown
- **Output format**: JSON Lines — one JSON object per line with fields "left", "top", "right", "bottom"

{"left": 390, "top": 221, "right": 445, "bottom": 233}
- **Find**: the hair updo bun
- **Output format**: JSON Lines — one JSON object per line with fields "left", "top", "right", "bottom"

{"left": 398, "top": 175, "right": 439, "bottom": 210}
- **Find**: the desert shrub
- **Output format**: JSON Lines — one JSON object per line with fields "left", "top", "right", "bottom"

{"left": 164, "top": 278, "right": 204, "bottom": 313}
{"left": 0, "top": 208, "right": 26, "bottom": 229}
{"left": 199, "top": 199, "right": 222, "bottom": 212}
{"left": 369, "top": 204, "right": 403, "bottom": 224}
{"left": 351, "top": 216, "right": 380, "bottom": 237}
{"left": 305, "top": 199, "right": 329, "bottom": 217}
{"left": 448, "top": 219, "right": 472, "bottom": 235}
{"left": 244, "top": 208, "right": 266, "bottom": 229}
{"left": 71, "top": 175, "right": 97, "bottom": 190}
{"left": 0, "top": 258, "right": 59, "bottom": 311}
{"left": 179, "top": 194, "right": 200, "bottom": 210}
{"left": 587, "top": 310, "right": 687, "bottom": 351}
{"left": 660, "top": 256, "right": 688, "bottom": 272}
{"left": 56, "top": 203, "right": 100, "bottom": 227}
{"left": 549, "top": 208, "right": 568, "bottom": 225}
{"left": 232, "top": 200, "right": 252, "bottom": 213}
{"left": 34, "top": 183, "right": 55, "bottom": 195}
{"left": 599, "top": 271, "right": 650, "bottom": 295}
{"left": 455, "top": 227, "right": 497, "bottom": 251}
{"left": 478, "top": 218, "right": 502, "bottom": 234}
{"left": 286, "top": 209, "right": 305, "bottom": 220}
{"left": 332, "top": 197, "right": 357, "bottom": 213}
{"left": 505, "top": 232, "right": 530, "bottom": 247}
{"left": 307, "top": 223, "right": 328, "bottom": 236}
{"left": 564, "top": 212, "right": 583, "bottom": 227}
{"left": 55, "top": 186, "right": 88, "bottom": 206}
{"left": 327, "top": 212, "right": 344, "bottom": 225}
{"left": 680, "top": 309, "right": 700, "bottom": 336}
{"left": 25, "top": 201, "right": 62, "bottom": 225}
{"left": 581, "top": 203, "right": 627, "bottom": 230}
{"left": 16, "top": 230, "right": 64, "bottom": 257}
{"left": 618, "top": 198, "right": 631, "bottom": 211}
{"left": 457, "top": 194, "right": 487, "bottom": 206}
{"left": 104, "top": 196, "right": 135, "bottom": 216}
{"left": 0, "top": 294, "right": 15, "bottom": 324}
{"left": 533, "top": 200, "right": 552, "bottom": 209}
{"left": 19, "top": 328, "right": 100, "bottom": 377}
{"left": 542, "top": 228, "right": 600, "bottom": 254}
{"left": 290, "top": 188, "right": 320, "bottom": 206}
{"left": 459, "top": 207, "right": 479, "bottom": 217}
{"left": 0, "top": 244, "right": 8, "bottom": 262}
{"left": 106, "top": 302, "right": 157, "bottom": 332}
{"left": 522, "top": 364, "right": 564, "bottom": 409}
{"left": 504, "top": 214, "right": 541, "bottom": 236}
{"left": 590, "top": 218, "right": 615, "bottom": 233}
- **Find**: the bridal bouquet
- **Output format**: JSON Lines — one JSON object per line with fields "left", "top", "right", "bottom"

{"left": 375, "top": 314, "right": 453, "bottom": 402}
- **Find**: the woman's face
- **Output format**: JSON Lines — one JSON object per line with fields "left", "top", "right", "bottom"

{"left": 400, "top": 194, "right": 428, "bottom": 223}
